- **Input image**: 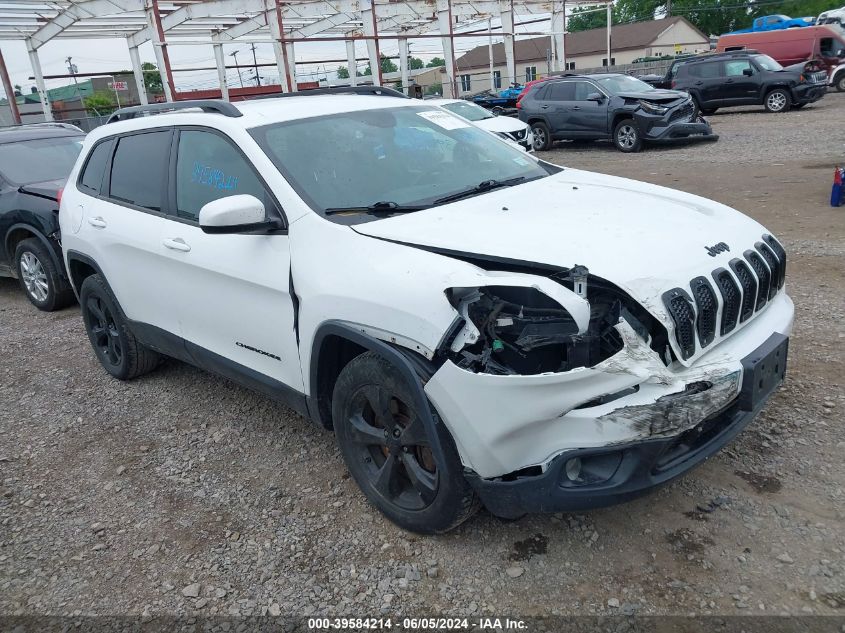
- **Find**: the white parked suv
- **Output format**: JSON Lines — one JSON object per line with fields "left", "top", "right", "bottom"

{"left": 60, "top": 87, "right": 793, "bottom": 534}
{"left": 426, "top": 98, "right": 534, "bottom": 150}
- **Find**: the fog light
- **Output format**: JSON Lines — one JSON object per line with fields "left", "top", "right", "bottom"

{"left": 565, "top": 457, "right": 582, "bottom": 482}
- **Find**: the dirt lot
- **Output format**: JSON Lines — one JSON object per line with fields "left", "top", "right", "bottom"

{"left": 1, "top": 95, "right": 844, "bottom": 621}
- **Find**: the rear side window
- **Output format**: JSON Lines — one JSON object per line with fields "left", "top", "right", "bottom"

{"left": 79, "top": 140, "right": 113, "bottom": 194}
{"left": 544, "top": 82, "right": 576, "bottom": 101}
{"left": 174, "top": 130, "right": 270, "bottom": 222}
{"left": 687, "top": 62, "right": 721, "bottom": 79}
{"left": 109, "top": 131, "right": 171, "bottom": 211}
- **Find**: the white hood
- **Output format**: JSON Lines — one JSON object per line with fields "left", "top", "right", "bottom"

{"left": 353, "top": 168, "right": 772, "bottom": 341}
{"left": 475, "top": 116, "right": 529, "bottom": 135}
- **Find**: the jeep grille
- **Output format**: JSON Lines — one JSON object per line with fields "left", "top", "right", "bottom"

{"left": 663, "top": 234, "right": 786, "bottom": 359}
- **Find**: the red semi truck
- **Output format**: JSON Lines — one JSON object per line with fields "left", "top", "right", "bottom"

{"left": 717, "top": 25, "right": 845, "bottom": 90}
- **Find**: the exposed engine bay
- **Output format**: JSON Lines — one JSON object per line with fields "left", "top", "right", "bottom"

{"left": 445, "top": 268, "right": 671, "bottom": 376}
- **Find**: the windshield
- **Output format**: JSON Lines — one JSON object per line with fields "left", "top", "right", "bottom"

{"left": 752, "top": 54, "right": 783, "bottom": 71}
{"left": 594, "top": 75, "right": 655, "bottom": 93}
{"left": 0, "top": 136, "right": 84, "bottom": 186}
{"left": 250, "top": 105, "right": 550, "bottom": 219}
{"left": 439, "top": 101, "right": 494, "bottom": 121}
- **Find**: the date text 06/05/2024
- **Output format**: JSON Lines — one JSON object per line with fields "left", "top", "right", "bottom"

{"left": 307, "top": 617, "right": 528, "bottom": 630}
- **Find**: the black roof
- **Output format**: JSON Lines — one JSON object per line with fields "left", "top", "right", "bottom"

{"left": 0, "top": 122, "right": 84, "bottom": 144}
{"left": 675, "top": 49, "right": 761, "bottom": 64}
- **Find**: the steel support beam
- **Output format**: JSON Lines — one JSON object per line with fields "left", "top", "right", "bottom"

{"left": 128, "top": 42, "right": 148, "bottom": 105}
{"left": 606, "top": 2, "right": 611, "bottom": 67}
{"left": 145, "top": 0, "right": 174, "bottom": 101}
{"left": 551, "top": 1, "right": 565, "bottom": 72}
{"left": 0, "top": 47, "right": 21, "bottom": 124}
{"left": 268, "top": 0, "right": 293, "bottom": 91}
{"left": 346, "top": 39, "right": 358, "bottom": 86}
{"left": 500, "top": 0, "right": 516, "bottom": 87}
{"left": 398, "top": 37, "right": 409, "bottom": 94}
{"left": 25, "top": 40, "right": 52, "bottom": 121}
{"left": 488, "top": 17, "right": 495, "bottom": 89}
{"left": 361, "top": 0, "right": 381, "bottom": 86}
{"left": 437, "top": 0, "right": 457, "bottom": 97}
{"left": 29, "top": 0, "right": 141, "bottom": 50}
{"left": 212, "top": 34, "right": 229, "bottom": 101}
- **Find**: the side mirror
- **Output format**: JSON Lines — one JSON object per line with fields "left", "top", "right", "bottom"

{"left": 199, "top": 194, "right": 281, "bottom": 234}
{"left": 742, "top": 68, "right": 754, "bottom": 76}
{"left": 586, "top": 92, "right": 605, "bottom": 102}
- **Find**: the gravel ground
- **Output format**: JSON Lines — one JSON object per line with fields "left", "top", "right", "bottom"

{"left": 1, "top": 94, "right": 844, "bottom": 621}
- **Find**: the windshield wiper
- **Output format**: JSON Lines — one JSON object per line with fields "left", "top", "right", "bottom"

{"left": 433, "top": 176, "right": 527, "bottom": 205}
{"left": 324, "top": 201, "right": 429, "bottom": 216}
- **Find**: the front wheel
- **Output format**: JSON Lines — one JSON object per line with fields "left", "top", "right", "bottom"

{"left": 613, "top": 119, "right": 643, "bottom": 153}
{"left": 530, "top": 121, "right": 552, "bottom": 151}
{"left": 14, "top": 238, "right": 75, "bottom": 311}
{"left": 764, "top": 88, "right": 791, "bottom": 113}
{"left": 332, "top": 352, "right": 478, "bottom": 534}
{"left": 80, "top": 274, "right": 160, "bottom": 380}
{"left": 836, "top": 73, "right": 845, "bottom": 93}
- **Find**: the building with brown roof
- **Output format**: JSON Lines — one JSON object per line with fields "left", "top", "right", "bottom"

{"left": 424, "top": 16, "right": 710, "bottom": 97}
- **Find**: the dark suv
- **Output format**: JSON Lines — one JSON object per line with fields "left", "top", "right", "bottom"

{"left": 518, "top": 73, "right": 717, "bottom": 153}
{"left": 668, "top": 52, "right": 828, "bottom": 114}
{"left": 0, "top": 123, "right": 84, "bottom": 310}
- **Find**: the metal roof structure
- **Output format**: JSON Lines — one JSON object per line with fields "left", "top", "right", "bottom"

{"left": 0, "top": 0, "right": 611, "bottom": 122}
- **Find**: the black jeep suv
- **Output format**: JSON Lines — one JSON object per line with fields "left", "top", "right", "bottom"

{"left": 666, "top": 51, "right": 828, "bottom": 114}
{"left": 0, "top": 123, "right": 84, "bottom": 311}
{"left": 518, "top": 73, "right": 717, "bottom": 153}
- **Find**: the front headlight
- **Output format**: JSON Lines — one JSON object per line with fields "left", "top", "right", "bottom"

{"left": 494, "top": 131, "right": 511, "bottom": 141}
{"left": 638, "top": 99, "right": 669, "bottom": 115}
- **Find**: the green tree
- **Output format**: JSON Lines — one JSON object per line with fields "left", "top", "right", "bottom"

{"left": 83, "top": 91, "right": 117, "bottom": 116}
{"left": 141, "top": 62, "right": 163, "bottom": 93}
{"left": 567, "top": 6, "right": 618, "bottom": 32}
{"left": 409, "top": 56, "right": 425, "bottom": 70}
{"left": 363, "top": 54, "right": 398, "bottom": 76}
{"left": 425, "top": 83, "right": 442, "bottom": 96}
{"left": 337, "top": 65, "right": 350, "bottom": 79}
{"left": 426, "top": 57, "right": 446, "bottom": 68}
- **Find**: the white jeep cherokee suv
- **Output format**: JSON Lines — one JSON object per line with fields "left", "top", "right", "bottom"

{"left": 60, "top": 87, "right": 793, "bottom": 534}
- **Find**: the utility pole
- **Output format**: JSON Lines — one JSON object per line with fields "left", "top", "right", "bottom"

{"left": 666, "top": 0, "right": 672, "bottom": 17}
{"left": 251, "top": 43, "right": 261, "bottom": 86}
{"left": 230, "top": 50, "right": 245, "bottom": 87}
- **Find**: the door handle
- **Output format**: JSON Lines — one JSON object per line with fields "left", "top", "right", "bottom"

{"left": 540, "top": 104, "right": 550, "bottom": 109}
{"left": 163, "top": 237, "right": 191, "bottom": 252}
{"left": 88, "top": 216, "right": 107, "bottom": 229}
{"left": 725, "top": 79, "right": 734, "bottom": 83}
{"left": 572, "top": 105, "right": 581, "bottom": 110}
{"left": 694, "top": 80, "right": 704, "bottom": 85}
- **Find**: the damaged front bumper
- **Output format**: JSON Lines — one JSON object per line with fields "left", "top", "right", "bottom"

{"left": 424, "top": 292, "right": 793, "bottom": 516}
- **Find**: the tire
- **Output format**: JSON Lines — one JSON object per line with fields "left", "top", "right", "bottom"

{"left": 613, "top": 119, "right": 643, "bottom": 153}
{"left": 79, "top": 274, "right": 160, "bottom": 380}
{"left": 836, "top": 73, "right": 845, "bottom": 93}
{"left": 530, "top": 121, "right": 552, "bottom": 151}
{"left": 332, "top": 351, "right": 479, "bottom": 534}
{"left": 764, "top": 88, "right": 791, "bottom": 113}
{"left": 14, "top": 238, "right": 75, "bottom": 312}
{"left": 792, "top": 103, "right": 806, "bottom": 109}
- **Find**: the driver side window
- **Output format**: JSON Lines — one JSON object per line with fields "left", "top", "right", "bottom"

{"left": 724, "top": 60, "right": 753, "bottom": 76}
{"left": 573, "top": 81, "right": 598, "bottom": 100}
{"left": 175, "top": 130, "right": 271, "bottom": 222}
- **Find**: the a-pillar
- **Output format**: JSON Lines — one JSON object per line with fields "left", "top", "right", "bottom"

{"left": 25, "top": 40, "right": 52, "bottom": 121}
{"left": 128, "top": 43, "right": 149, "bottom": 105}
{"left": 499, "top": 0, "right": 516, "bottom": 87}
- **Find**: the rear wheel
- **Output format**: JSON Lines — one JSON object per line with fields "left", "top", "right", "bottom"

{"left": 530, "top": 121, "right": 552, "bottom": 151}
{"left": 764, "top": 88, "right": 791, "bottom": 113}
{"left": 613, "top": 119, "right": 643, "bottom": 153}
{"left": 80, "top": 274, "right": 160, "bottom": 380}
{"left": 14, "top": 238, "right": 75, "bottom": 312}
{"left": 836, "top": 73, "right": 845, "bottom": 93}
{"left": 332, "top": 352, "right": 478, "bottom": 534}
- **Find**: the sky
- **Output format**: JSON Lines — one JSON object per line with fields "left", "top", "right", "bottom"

{"left": 0, "top": 16, "right": 556, "bottom": 98}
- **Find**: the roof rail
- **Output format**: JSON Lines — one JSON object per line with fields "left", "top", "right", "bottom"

{"left": 0, "top": 121, "right": 82, "bottom": 132}
{"left": 251, "top": 85, "right": 409, "bottom": 100}
{"left": 106, "top": 99, "right": 242, "bottom": 124}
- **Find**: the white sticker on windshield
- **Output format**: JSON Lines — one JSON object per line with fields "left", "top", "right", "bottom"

{"left": 417, "top": 110, "right": 470, "bottom": 130}
{"left": 513, "top": 157, "right": 529, "bottom": 166}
